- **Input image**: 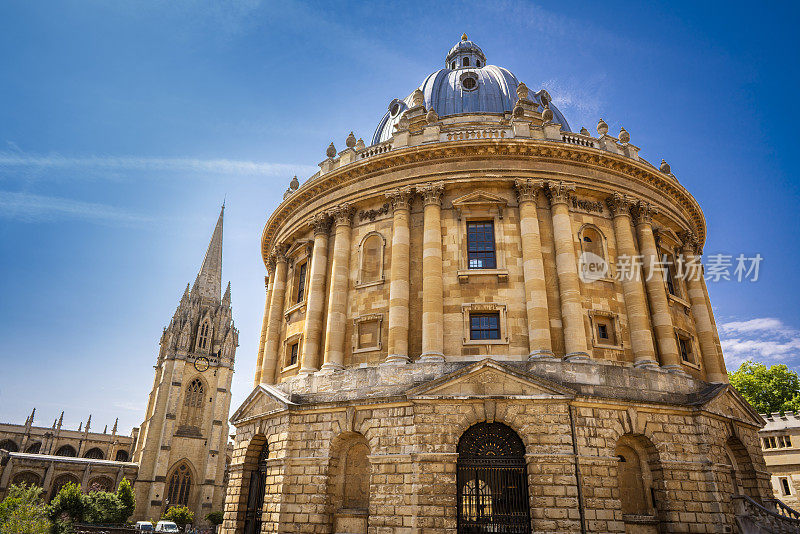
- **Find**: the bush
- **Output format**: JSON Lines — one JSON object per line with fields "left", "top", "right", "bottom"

{"left": 162, "top": 505, "right": 194, "bottom": 529}
{"left": 0, "top": 483, "right": 51, "bottom": 534}
{"left": 48, "top": 482, "right": 85, "bottom": 524}
{"left": 205, "top": 511, "right": 224, "bottom": 526}
{"left": 116, "top": 478, "right": 135, "bottom": 522}
{"left": 83, "top": 491, "right": 123, "bottom": 525}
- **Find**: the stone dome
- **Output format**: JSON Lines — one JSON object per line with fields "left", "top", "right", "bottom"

{"left": 371, "top": 36, "right": 571, "bottom": 145}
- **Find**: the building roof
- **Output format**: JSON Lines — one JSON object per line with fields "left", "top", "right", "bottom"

{"left": 194, "top": 205, "right": 224, "bottom": 301}
{"left": 760, "top": 412, "right": 800, "bottom": 432}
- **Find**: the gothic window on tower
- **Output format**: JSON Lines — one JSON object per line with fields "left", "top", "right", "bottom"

{"left": 197, "top": 320, "right": 211, "bottom": 350}
{"left": 167, "top": 462, "right": 193, "bottom": 508}
{"left": 466, "top": 221, "right": 496, "bottom": 269}
{"left": 180, "top": 378, "right": 205, "bottom": 432}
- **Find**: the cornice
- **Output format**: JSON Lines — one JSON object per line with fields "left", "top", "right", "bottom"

{"left": 260, "top": 139, "right": 707, "bottom": 266}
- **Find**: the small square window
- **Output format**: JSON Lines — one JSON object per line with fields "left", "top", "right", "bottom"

{"left": 466, "top": 221, "right": 497, "bottom": 269}
{"left": 598, "top": 324, "right": 608, "bottom": 340}
{"left": 592, "top": 315, "right": 617, "bottom": 346}
{"left": 288, "top": 342, "right": 298, "bottom": 367}
{"left": 470, "top": 313, "right": 500, "bottom": 340}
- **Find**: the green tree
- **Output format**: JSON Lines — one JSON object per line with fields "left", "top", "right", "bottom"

{"left": 48, "top": 482, "right": 85, "bottom": 524}
{"left": 162, "top": 505, "right": 194, "bottom": 530}
{"left": 0, "top": 483, "right": 51, "bottom": 534}
{"left": 205, "top": 511, "right": 224, "bottom": 527}
{"left": 83, "top": 491, "right": 123, "bottom": 525}
{"left": 729, "top": 360, "right": 800, "bottom": 414}
{"left": 116, "top": 478, "right": 135, "bottom": 522}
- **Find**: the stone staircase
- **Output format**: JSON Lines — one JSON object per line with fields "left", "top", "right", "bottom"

{"left": 735, "top": 495, "right": 800, "bottom": 533}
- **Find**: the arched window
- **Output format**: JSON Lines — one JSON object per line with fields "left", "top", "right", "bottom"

{"left": 181, "top": 378, "right": 205, "bottom": 430}
{"left": 167, "top": 462, "right": 193, "bottom": 508}
{"left": 25, "top": 442, "right": 41, "bottom": 453}
{"left": 0, "top": 439, "right": 19, "bottom": 452}
{"left": 54, "top": 444, "right": 77, "bottom": 457}
{"left": 463, "top": 57, "right": 470, "bottom": 66}
{"left": 457, "top": 423, "right": 530, "bottom": 534}
{"left": 50, "top": 474, "right": 80, "bottom": 502}
{"left": 451, "top": 61, "right": 456, "bottom": 69}
{"left": 88, "top": 477, "right": 114, "bottom": 493}
{"left": 197, "top": 320, "right": 211, "bottom": 350}
{"left": 115, "top": 449, "right": 130, "bottom": 462}
{"left": 243, "top": 444, "right": 269, "bottom": 534}
{"left": 84, "top": 447, "right": 104, "bottom": 460}
{"left": 580, "top": 226, "right": 606, "bottom": 261}
{"left": 359, "top": 233, "right": 384, "bottom": 285}
{"left": 12, "top": 471, "right": 41, "bottom": 487}
{"left": 476, "top": 60, "right": 482, "bottom": 67}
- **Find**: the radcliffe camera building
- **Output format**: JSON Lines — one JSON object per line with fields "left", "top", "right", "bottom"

{"left": 222, "top": 36, "right": 777, "bottom": 533}
{"left": 0, "top": 207, "right": 237, "bottom": 526}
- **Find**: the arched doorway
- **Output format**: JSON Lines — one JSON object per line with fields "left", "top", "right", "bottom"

{"left": 457, "top": 422, "right": 530, "bottom": 534}
{"left": 243, "top": 445, "right": 269, "bottom": 534}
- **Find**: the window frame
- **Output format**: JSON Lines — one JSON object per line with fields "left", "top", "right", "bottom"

{"left": 281, "top": 332, "right": 303, "bottom": 372}
{"left": 452, "top": 190, "right": 509, "bottom": 282}
{"left": 466, "top": 220, "right": 497, "bottom": 270}
{"left": 674, "top": 327, "right": 701, "bottom": 370}
{"left": 461, "top": 303, "right": 509, "bottom": 346}
{"left": 469, "top": 312, "right": 501, "bottom": 341}
{"left": 283, "top": 240, "right": 313, "bottom": 318}
{"left": 352, "top": 313, "right": 383, "bottom": 354}
{"left": 588, "top": 310, "right": 622, "bottom": 350}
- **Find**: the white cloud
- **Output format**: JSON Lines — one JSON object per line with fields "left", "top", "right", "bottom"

{"left": 0, "top": 191, "right": 150, "bottom": 225}
{"left": 719, "top": 317, "right": 800, "bottom": 370}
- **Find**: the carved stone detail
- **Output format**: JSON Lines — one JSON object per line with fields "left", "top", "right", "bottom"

{"left": 679, "top": 230, "right": 702, "bottom": 256}
{"left": 513, "top": 178, "right": 543, "bottom": 204}
{"left": 631, "top": 200, "right": 656, "bottom": 224}
{"left": 310, "top": 213, "right": 331, "bottom": 236}
{"left": 329, "top": 203, "right": 355, "bottom": 227}
{"left": 386, "top": 187, "right": 414, "bottom": 211}
{"left": 418, "top": 182, "right": 444, "bottom": 207}
{"left": 606, "top": 192, "right": 635, "bottom": 217}
{"left": 545, "top": 181, "right": 575, "bottom": 206}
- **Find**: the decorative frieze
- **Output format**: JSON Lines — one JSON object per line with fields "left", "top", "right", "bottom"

{"left": 358, "top": 203, "right": 390, "bottom": 222}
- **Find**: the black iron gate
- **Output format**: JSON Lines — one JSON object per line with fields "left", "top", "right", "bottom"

{"left": 457, "top": 423, "right": 531, "bottom": 534}
{"left": 242, "top": 446, "right": 269, "bottom": 534}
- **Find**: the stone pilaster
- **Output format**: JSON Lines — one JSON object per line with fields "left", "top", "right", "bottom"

{"left": 606, "top": 193, "right": 658, "bottom": 368}
{"left": 546, "top": 181, "right": 589, "bottom": 360}
{"left": 419, "top": 182, "right": 445, "bottom": 362}
{"left": 321, "top": 204, "right": 355, "bottom": 372}
{"left": 514, "top": 179, "right": 553, "bottom": 359}
{"left": 253, "top": 264, "right": 274, "bottom": 387}
{"left": 385, "top": 188, "right": 413, "bottom": 365}
{"left": 632, "top": 201, "right": 682, "bottom": 372}
{"left": 259, "top": 246, "right": 288, "bottom": 383}
{"left": 680, "top": 231, "right": 727, "bottom": 382}
{"left": 299, "top": 213, "right": 331, "bottom": 375}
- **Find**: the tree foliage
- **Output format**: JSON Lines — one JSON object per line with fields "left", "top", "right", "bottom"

{"left": 162, "top": 505, "right": 194, "bottom": 528}
{"left": 0, "top": 483, "right": 51, "bottom": 534}
{"left": 729, "top": 360, "right": 800, "bottom": 414}
{"left": 49, "top": 482, "right": 85, "bottom": 524}
{"left": 205, "top": 511, "right": 224, "bottom": 526}
{"left": 116, "top": 478, "right": 135, "bottom": 522}
{"left": 83, "top": 491, "right": 124, "bottom": 525}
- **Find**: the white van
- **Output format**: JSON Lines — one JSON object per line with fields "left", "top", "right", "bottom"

{"left": 155, "top": 521, "right": 180, "bottom": 533}
{"left": 135, "top": 522, "right": 154, "bottom": 532}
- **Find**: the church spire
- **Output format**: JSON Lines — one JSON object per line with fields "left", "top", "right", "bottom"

{"left": 195, "top": 205, "right": 224, "bottom": 300}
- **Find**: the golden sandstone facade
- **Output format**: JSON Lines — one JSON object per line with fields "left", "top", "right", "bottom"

{"left": 223, "top": 37, "right": 773, "bottom": 534}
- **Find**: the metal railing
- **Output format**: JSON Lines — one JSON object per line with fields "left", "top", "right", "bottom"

{"left": 734, "top": 495, "right": 800, "bottom": 533}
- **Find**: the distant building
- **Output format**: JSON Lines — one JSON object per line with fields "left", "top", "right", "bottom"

{"left": 760, "top": 412, "right": 800, "bottom": 507}
{"left": 0, "top": 206, "right": 236, "bottom": 527}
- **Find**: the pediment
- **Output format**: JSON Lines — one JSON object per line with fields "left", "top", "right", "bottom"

{"left": 230, "top": 384, "right": 294, "bottom": 424}
{"left": 700, "top": 385, "right": 765, "bottom": 427}
{"left": 408, "top": 359, "right": 575, "bottom": 399}
{"left": 451, "top": 190, "right": 509, "bottom": 208}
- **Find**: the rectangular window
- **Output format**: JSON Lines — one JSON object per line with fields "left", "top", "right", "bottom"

{"left": 466, "top": 221, "right": 497, "bottom": 269}
{"left": 781, "top": 477, "right": 792, "bottom": 496}
{"left": 295, "top": 261, "right": 307, "bottom": 303}
{"left": 764, "top": 438, "right": 771, "bottom": 449}
{"left": 598, "top": 324, "right": 609, "bottom": 340}
{"left": 787, "top": 435, "right": 793, "bottom": 447}
{"left": 678, "top": 336, "right": 693, "bottom": 364}
{"left": 288, "top": 342, "right": 298, "bottom": 367}
{"left": 470, "top": 313, "right": 500, "bottom": 340}
{"left": 771, "top": 436, "right": 778, "bottom": 448}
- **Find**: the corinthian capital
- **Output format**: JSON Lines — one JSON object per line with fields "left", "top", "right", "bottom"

{"left": 678, "top": 230, "right": 702, "bottom": 256}
{"left": 605, "top": 192, "right": 635, "bottom": 217}
{"left": 386, "top": 187, "right": 414, "bottom": 211}
{"left": 417, "top": 182, "right": 444, "bottom": 207}
{"left": 514, "top": 178, "right": 544, "bottom": 204}
{"left": 329, "top": 203, "right": 355, "bottom": 227}
{"left": 310, "top": 213, "right": 332, "bottom": 235}
{"left": 545, "top": 181, "right": 575, "bottom": 206}
{"left": 630, "top": 200, "right": 657, "bottom": 225}
{"left": 271, "top": 243, "right": 289, "bottom": 264}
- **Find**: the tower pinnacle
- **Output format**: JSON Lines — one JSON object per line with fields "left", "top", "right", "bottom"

{"left": 195, "top": 205, "right": 224, "bottom": 300}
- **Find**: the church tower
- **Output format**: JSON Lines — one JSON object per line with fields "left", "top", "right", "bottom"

{"left": 133, "top": 206, "right": 238, "bottom": 525}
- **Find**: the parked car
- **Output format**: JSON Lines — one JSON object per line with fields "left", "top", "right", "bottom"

{"left": 155, "top": 521, "right": 180, "bottom": 533}
{"left": 135, "top": 522, "right": 155, "bottom": 531}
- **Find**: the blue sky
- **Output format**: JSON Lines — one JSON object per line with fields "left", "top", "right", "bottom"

{"left": 1, "top": 1, "right": 799, "bottom": 433}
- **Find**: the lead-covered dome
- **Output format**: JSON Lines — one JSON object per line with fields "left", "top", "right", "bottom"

{"left": 372, "top": 35, "right": 571, "bottom": 145}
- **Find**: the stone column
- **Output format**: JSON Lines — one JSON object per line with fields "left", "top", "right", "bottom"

{"left": 259, "top": 246, "right": 288, "bottom": 383}
{"left": 514, "top": 179, "right": 553, "bottom": 359}
{"left": 385, "top": 188, "right": 413, "bottom": 365}
{"left": 299, "top": 214, "right": 332, "bottom": 375}
{"left": 632, "top": 201, "right": 682, "bottom": 372}
{"left": 253, "top": 268, "right": 274, "bottom": 387}
{"left": 320, "top": 204, "right": 355, "bottom": 372}
{"left": 681, "top": 232, "right": 727, "bottom": 383}
{"left": 606, "top": 193, "right": 658, "bottom": 368}
{"left": 546, "top": 181, "right": 589, "bottom": 360}
{"left": 419, "top": 182, "right": 445, "bottom": 362}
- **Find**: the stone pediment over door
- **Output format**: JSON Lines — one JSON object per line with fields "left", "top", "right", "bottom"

{"left": 700, "top": 385, "right": 765, "bottom": 427}
{"left": 230, "top": 384, "right": 295, "bottom": 424}
{"left": 407, "top": 359, "right": 575, "bottom": 400}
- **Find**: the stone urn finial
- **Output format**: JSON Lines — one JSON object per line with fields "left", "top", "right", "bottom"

{"left": 580, "top": 127, "right": 589, "bottom": 135}
{"left": 289, "top": 175, "right": 299, "bottom": 190}
{"left": 346, "top": 131, "right": 357, "bottom": 148}
{"left": 516, "top": 82, "right": 529, "bottom": 100}
{"left": 619, "top": 126, "right": 630, "bottom": 144}
{"left": 426, "top": 108, "right": 439, "bottom": 124}
{"left": 660, "top": 159, "right": 671, "bottom": 174}
{"left": 462, "top": 33, "right": 468, "bottom": 41}
{"left": 597, "top": 118, "right": 609, "bottom": 135}
{"left": 411, "top": 88, "right": 425, "bottom": 108}
{"left": 326, "top": 142, "right": 336, "bottom": 158}
{"left": 355, "top": 138, "right": 365, "bottom": 150}
{"left": 541, "top": 107, "right": 554, "bottom": 122}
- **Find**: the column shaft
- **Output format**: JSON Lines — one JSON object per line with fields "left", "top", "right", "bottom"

{"left": 420, "top": 183, "right": 444, "bottom": 362}
{"left": 515, "top": 179, "right": 553, "bottom": 358}
{"left": 321, "top": 205, "right": 354, "bottom": 372}
{"left": 607, "top": 194, "right": 657, "bottom": 367}
{"left": 385, "top": 189, "right": 412, "bottom": 364}
{"left": 634, "top": 202, "right": 681, "bottom": 371}
{"left": 547, "top": 182, "right": 589, "bottom": 359}
{"left": 259, "top": 251, "right": 288, "bottom": 383}
{"left": 253, "top": 271, "right": 273, "bottom": 387}
{"left": 299, "top": 215, "right": 331, "bottom": 374}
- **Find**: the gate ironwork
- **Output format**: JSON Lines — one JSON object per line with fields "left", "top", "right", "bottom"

{"left": 457, "top": 422, "right": 531, "bottom": 534}
{"left": 243, "top": 445, "right": 269, "bottom": 534}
